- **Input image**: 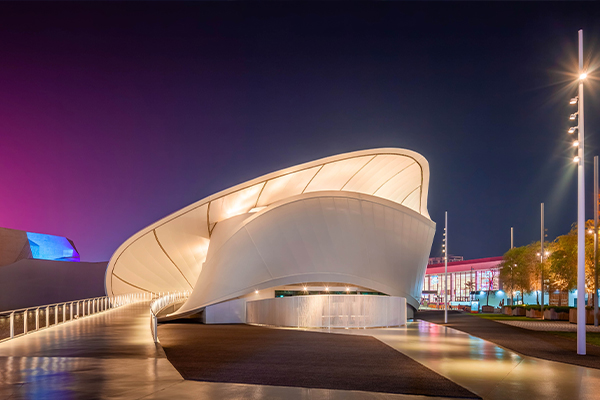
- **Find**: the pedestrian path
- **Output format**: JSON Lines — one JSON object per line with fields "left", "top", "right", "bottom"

{"left": 0, "top": 301, "right": 449, "bottom": 399}
{"left": 2, "top": 299, "right": 600, "bottom": 399}
{"left": 498, "top": 319, "right": 600, "bottom": 332}
{"left": 338, "top": 321, "right": 600, "bottom": 400}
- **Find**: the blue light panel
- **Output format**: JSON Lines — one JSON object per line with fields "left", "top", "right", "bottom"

{"left": 26, "top": 232, "right": 80, "bottom": 262}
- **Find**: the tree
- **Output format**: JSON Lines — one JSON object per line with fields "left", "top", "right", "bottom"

{"left": 547, "top": 226, "right": 577, "bottom": 305}
{"left": 500, "top": 244, "right": 538, "bottom": 304}
{"left": 500, "top": 249, "right": 519, "bottom": 304}
{"left": 464, "top": 280, "right": 475, "bottom": 301}
{"left": 485, "top": 268, "right": 497, "bottom": 306}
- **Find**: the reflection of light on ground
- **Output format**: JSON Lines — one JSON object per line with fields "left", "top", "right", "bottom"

{"left": 334, "top": 319, "right": 600, "bottom": 399}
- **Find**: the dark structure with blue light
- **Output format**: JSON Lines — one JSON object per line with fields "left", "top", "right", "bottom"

{"left": 0, "top": 227, "right": 105, "bottom": 311}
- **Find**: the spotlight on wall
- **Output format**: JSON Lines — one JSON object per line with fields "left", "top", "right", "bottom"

{"left": 255, "top": 290, "right": 259, "bottom": 294}
{"left": 325, "top": 287, "right": 329, "bottom": 291}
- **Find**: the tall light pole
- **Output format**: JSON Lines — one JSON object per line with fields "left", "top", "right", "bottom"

{"left": 511, "top": 227, "right": 514, "bottom": 249}
{"left": 444, "top": 211, "right": 448, "bottom": 324}
{"left": 595, "top": 156, "right": 598, "bottom": 327}
{"left": 572, "top": 29, "right": 587, "bottom": 355}
{"left": 541, "top": 203, "right": 545, "bottom": 316}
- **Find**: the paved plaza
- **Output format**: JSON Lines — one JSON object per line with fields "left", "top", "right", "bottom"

{"left": 0, "top": 302, "right": 599, "bottom": 399}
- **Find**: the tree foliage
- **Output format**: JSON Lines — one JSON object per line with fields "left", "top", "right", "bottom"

{"left": 501, "top": 219, "right": 600, "bottom": 304}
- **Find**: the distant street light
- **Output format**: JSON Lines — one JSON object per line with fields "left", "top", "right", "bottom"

{"left": 443, "top": 211, "right": 448, "bottom": 324}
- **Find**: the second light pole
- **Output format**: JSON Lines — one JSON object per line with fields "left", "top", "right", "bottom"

{"left": 444, "top": 211, "right": 448, "bottom": 324}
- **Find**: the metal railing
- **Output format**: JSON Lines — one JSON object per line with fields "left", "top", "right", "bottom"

{"left": 0, "top": 292, "right": 148, "bottom": 343}
{"left": 150, "top": 291, "right": 190, "bottom": 343}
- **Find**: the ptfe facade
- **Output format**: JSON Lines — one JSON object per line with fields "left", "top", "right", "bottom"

{"left": 105, "top": 148, "right": 436, "bottom": 314}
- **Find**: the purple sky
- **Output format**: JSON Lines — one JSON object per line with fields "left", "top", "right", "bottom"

{"left": 1, "top": 3, "right": 600, "bottom": 261}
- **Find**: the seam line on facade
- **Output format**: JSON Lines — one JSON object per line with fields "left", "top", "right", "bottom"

{"left": 207, "top": 202, "right": 211, "bottom": 238}
{"left": 153, "top": 230, "right": 194, "bottom": 289}
{"left": 112, "top": 273, "right": 152, "bottom": 293}
{"left": 340, "top": 155, "right": 377, "bottom": 191}
{"left": 301, "top": 164, "right": 325, "bottom": 194}
{"left": 372, "top": 161, "right": 417, "bottom": 197}
{"left": 253, "top": 181, "right": 267, "bottom": 208}
{"left": 243, "top": 225, "right": 274, "bottom": 279}
{"left": 400, "top": 186, "right": 420, "bottom": 205}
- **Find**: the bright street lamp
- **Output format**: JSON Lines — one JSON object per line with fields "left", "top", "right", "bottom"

{"left": 572, "top": 29, "right": 587, "bottom": 355}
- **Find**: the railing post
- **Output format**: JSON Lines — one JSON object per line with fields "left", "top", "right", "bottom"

{"left": 24, "top": 310, "right": 28, "bottom": 334}
{"left": 152, "top": 313, "right": 158, "bottom": 343}
{"left": 87, "top": 300, "right": 90, "bottom": 315}
{"left": 70, "top": 303, "right": 74, "bottom": 320}
{"left": 35, "top": 308, "right": 40, "bottom": 331}
{"left": 46, "top": 306, "right": 49, "bottom": 327}
{"left": 10, "top": 312, "right": 14, "bottom": 338}
{"left": 55, "top": 305, "right": 59, "bottom": 325}
{"left": 63, "top": 304, "right": 66, "bottom": 322}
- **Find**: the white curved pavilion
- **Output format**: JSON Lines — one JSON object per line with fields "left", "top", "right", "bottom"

{"left": 106, "top": 148, "right": 435, "bottom": 317}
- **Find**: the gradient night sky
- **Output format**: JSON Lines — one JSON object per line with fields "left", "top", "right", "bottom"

{"left": 1, "top": 3, "right": 600, "bottom": 262}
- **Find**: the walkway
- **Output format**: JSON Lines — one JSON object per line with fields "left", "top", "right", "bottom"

{"left": 339, "top": 321, "right": 600, "bottom": 400}
{"left": 1, "top": 301, "right": 600, "bottom": 399}
{"left": 418, "top": 310, "right": 600, "bottom": 369}
{"left": 0, "top": 301, "right": 444, "bottom": 399}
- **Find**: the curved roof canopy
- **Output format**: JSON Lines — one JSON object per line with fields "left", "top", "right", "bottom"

{"left": 106, "top": 148, "right": 431, "bottom": 297}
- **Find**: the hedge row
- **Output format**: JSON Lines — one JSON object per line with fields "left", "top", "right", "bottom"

{"left": 505, "top": 305, "right": 592, "bottom": 312}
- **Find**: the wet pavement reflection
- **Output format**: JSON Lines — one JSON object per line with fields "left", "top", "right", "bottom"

{"left": 338, "top": 320, "right": 600, "bottom": 400}
{"left": 1, "top": 302, "right": 599, "bottom": 399}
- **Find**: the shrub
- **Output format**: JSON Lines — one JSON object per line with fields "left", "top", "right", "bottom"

{"left": 525, "top": 305, "right": 542, "bottom": 311}
{"left": 548, "top": 306, "right": 571, "bottom": 313}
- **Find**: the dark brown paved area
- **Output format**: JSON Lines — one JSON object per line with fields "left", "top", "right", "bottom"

{"left": 158, "top": 323, "right": 480, "bottom": 398}
{"left": 417, "top": 310, "right": 600, "bottom": 369}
